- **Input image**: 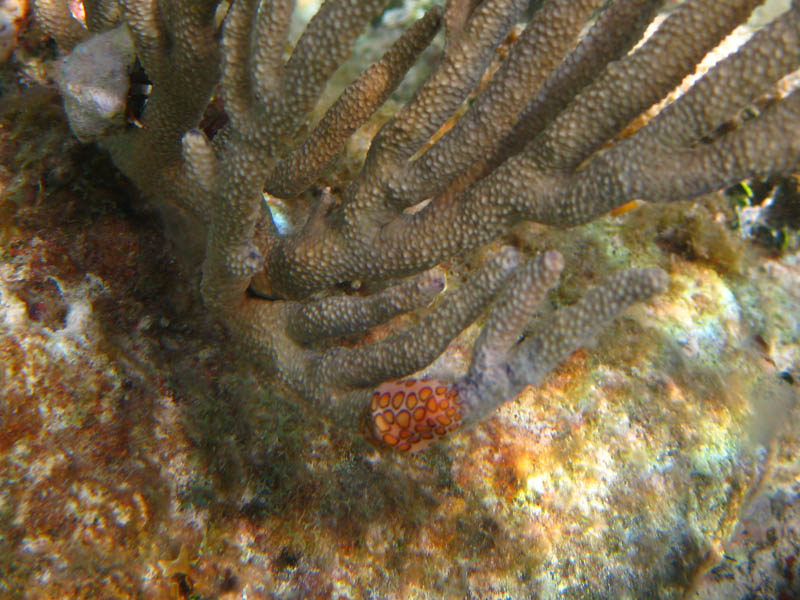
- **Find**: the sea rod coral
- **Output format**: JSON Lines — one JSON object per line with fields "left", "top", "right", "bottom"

{"left": 37, "top": 0, "right": 800, "bottom": 450}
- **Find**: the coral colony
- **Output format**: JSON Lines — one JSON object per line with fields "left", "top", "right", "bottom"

{"left": 40, "top": 0, "right": 799, "bottom": 449}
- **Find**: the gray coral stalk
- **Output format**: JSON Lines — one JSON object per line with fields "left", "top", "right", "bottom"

{"left": 40, "top": 0, "right": 800, "bottom": 450}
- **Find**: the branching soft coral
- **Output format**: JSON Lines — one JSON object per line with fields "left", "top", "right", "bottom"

{"left": 39, "top": 0, "right": 800, "bottom": 451}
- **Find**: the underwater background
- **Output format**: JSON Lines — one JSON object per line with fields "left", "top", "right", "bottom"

{"left": 1, "top": 0, "right": 799, "bottom": 598}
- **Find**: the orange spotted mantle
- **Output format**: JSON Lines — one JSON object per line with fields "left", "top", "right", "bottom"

{"left": 362, "top": 378, "right": 464, "bottom": 453}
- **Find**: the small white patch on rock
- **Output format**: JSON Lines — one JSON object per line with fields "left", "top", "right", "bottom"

{"left": 57, "top": 25, "right": 135, "bottom": 142}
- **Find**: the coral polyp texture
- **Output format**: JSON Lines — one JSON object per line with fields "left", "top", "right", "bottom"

{"left": 3, "top": 0, "right": 800, "bottom": 597}
{"left": 34, "top": 0, "right": 800, "bottom": 449}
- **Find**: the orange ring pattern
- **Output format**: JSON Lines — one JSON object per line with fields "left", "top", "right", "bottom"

{"left": 364, "top": 378, "right": 463, "bottom": 452}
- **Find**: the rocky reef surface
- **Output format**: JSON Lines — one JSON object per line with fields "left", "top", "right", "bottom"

{"left": 1, "top": 3, "right": 799, "bottom": 599}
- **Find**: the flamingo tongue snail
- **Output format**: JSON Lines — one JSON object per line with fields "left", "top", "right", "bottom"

{"left": 362, "top": 378, "right": 464, "bottom": 453}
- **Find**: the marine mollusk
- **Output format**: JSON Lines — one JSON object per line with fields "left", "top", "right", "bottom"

{"left": 363, "top": 378, "right": 463, "bottom": 453}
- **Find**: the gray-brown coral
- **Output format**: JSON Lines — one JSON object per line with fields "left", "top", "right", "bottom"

{"left": 36, "top": 0, "right": 800, "bottom": 447}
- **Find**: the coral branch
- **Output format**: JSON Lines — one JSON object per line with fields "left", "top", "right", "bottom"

{"left": 313, "top": 247, "right": 522, "bottom": 391}
{"left": 526, "top": 0, "right": 763, "bottom": 171}
{"left": 485, "top": 0, "right": 665, "bottom": 173}
{"left": 459, "top": 266, "right": 669, "bottom": 425}
{"left": 287, "top": 268, "right": 445, "bottom": 344}
{"left": 394, "top": 0, "right": 605, "bottom": 205}
{"left": 467, "top": 250, "right": 564, "bottom": 384}
{"left": 45, "top": 0, "right": 800, "bottom": 453}
{"left": 371, "top": 0, "right": 528, "bottom": 165}
{"left": 362, "top": 258, "right": 668, "bottom": 451}
{"left": 265, "top": 6, "right": 443, "bottom": 199}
